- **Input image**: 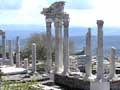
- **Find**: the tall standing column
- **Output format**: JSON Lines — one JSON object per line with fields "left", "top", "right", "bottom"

{"left": 16, "top": 36, "right": 21, "bottom": 67}
{"left": 32, "top": 43, "right": 37, "bottom": 73}
{"left": 96, "top": 20, "right": 104, "bottom": 80}
{"left": 45, "top": 18, "right": 52, "bottom": 73}
{"left": 90, "top": 20, "right": 110, "bottom": 90}
{"left": 54, "top": 18, "right": 63, "bottom": 73}
{"left": 8, "top": 40, "right": 14, "bottom": 65}
{"left": 63, "top": 14, "right": 70, "bottom": 75}
{"left": 85, "top": 28, "right": 92, "bottom": 79}
{"left": 2, "top": 32, "right": 6, "bottom": 65}
{"left": 109, "top": 47, "right": 116, "bottom": 79}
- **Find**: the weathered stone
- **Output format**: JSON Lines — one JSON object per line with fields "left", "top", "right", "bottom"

{"left": 63, "top": 14, "right": 70, "bottom": 76}
{"left": 90, "top": 81, "right": 110, "bottom": 90}
{"left": 85, "top": 28, "right": 92, "bottom": 80}
{"left": 32, "top": 43, "right": 37, "bottom": 73}
{"left": 16, "top": 36, "right": 21, "bottom": 67}
{"left": 8, "top": 40, "right": 14, "bottom": 65}
{"left": 109, "top": 47, "right": 116, "bottom": 79}
{"left": 41, "top": 1, "right": 65, "bottom": 16}
{"left": 45, "top": 18, "right": 52, "bottom": 73}
{"left": 96, "top": 20, "right": 104, "bottom": 81}
{"left": 2, "top": 31, "right": 6, "bottom": 65}
{"left": 54, "top": 18, "right": 63, "bottom": 74}
{"left": 24, "top": 58, "right": 29, "bottom": 70}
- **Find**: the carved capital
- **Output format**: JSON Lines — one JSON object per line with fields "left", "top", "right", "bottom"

{"left": 54, "top": 18, "right": 62, "bottom": 28}
{"left": 46, "top": 18, "right": 53, "bottom": 22}
{"left": 97, "top": 20, "right": 104, "bottom": 27}
{"left": 16, "top": 36, "right": 19, "bottom": 40}
{"left": 63, "top": 13, "right": 69, "bottom": 27}
{"left": 2, "top": 32, "right": 5, "bottom": 38}
{"left": 63, "top": 20, "right": 69, "bottom": 27}
{"left": 46, "top": 21, "right": 52, "bottom": 28}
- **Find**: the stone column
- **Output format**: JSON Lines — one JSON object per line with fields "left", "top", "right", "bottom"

{"left": 63, "top": 14, "right": 70, "bottom": 75}
{"left": 96, "top": 20, "right": 104, "bottom": 80}
{"left": 16, "top": 36, "right": 21, "bottom": 67}
{"left": 54, "top": 18, "right": 63, "bottom": 73}
{"left": 85, "top": 28, "right": 92, "bottom": 79}
{"left": 2, "top": 32, "right": 6, "bottom": 65}
{"left": 32, "top": 43, "right": 37, "bottom": 73}
{"left": 8, "top": 40, "right": 14, "bottom": 65}
{"left": 45, "top": 18, "right": 52, "bottom": 73}
{"left": 90, "top": 81, "right": 110, "bottom": 90}
{"left": 109, "top": 47, "right": 116, "bottom": 79}
{"left": 24, "top": 58, "right": 29, "bottom": 70}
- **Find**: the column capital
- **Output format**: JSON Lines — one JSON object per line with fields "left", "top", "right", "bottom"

{"left": 63, "top": 13, "right": 69, "bottom": 20}
{"left": 88, "top": 28, "right": 91, "bottom": 34}
{"left": 2, "top": 32, "right": 5, "bottom": 38}
{"left": 88, "top": 27, "right": 91, "bottom": 31}
{"left": 46, "top": 18, "right": 53, "bottom": 22}
{"left": 54, "top": 18, "right": 63, "bottom": 28}
{"left": 63, "top": 20, "right": 69, "bottom": 27}
{"left": 111, "top": 47, "right": 116, "bottom": 55}
{"left": 96, "top": 20, "right": 104, "bottom": 27}
{"left": 54, "top": 17, "right": 63, "bottom": 22}
{"left": 63, "top": 13, "right": 70, "bottom": 27}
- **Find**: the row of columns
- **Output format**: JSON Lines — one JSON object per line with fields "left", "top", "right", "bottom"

{"left": 0, "top": 33, "right": 37, "bottom": 73}
{"left": 45, "top": 17, "right": 117, "bottom": 79}
{"left": 85, "top": 20, "right": 116, "bottom": 81}
{"left": 45, "top": 14, "right": 70, "bottom": 75}
{"left": 0, "top": 31, "right": 20, "bottom": 67}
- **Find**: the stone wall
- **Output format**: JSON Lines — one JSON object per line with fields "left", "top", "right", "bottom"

{"left": 55, "top": 74, "right": 90, "bottom": 90}
{"left": 55, "top": 74, "right": 120, "bottom": 90}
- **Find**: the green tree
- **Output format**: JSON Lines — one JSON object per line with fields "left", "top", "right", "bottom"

{"left": 21, "top": 33, "right": 47, "bottom": 61}
{"left": 21, "top": 33, "right": 75, "bottom": 61}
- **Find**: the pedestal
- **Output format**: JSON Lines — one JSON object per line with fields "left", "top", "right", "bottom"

{"left": 90, "top": 81, "right": 110, "bottom": 90}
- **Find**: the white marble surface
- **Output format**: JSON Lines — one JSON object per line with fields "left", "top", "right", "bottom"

{"left": 90, "top": 81, "right": 110, "bottom": 90}
{"left": 0, "top": 66, "right": 27, "bottom": 74}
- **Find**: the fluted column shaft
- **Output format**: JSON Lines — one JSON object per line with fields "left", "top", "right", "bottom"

{"left": 24, "top": 58, "right": 29, "bottom": 70}
{"left": 85, "top": 28, "right": 92, "bottom": 78}
{"left": 63, "top": 14, "right": 70, "bottom": 75}
{"left": 8, "top": 40, "right": 14, "bottom": 65}
{"left": 54, "top": 18, "right": 63, "bottom": 73}
{"left": 109, "top": 47, "right": 116, "bottom": 79}
{"left": 46, "top": 18, "right": 52, "bottom": 73}
{"left": 2, "top": 32, "right": 6, "bottom": 65}
{"left": 96, "top": 20, "right": 104, "bottom": 80}
{"left": 32, "top": 43, "right": 36, "bottom": 73}
{"left": 16, "top": 36, "right": 21, "bottom": 67}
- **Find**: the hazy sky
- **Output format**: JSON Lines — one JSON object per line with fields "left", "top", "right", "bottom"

{"left": 0, "top": 0, "right": 120, "bottom": 27}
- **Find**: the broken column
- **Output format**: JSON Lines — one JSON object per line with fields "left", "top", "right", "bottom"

{"left": 45, "top": 18, "right": 52, "bottom": 73}
{"left": 96, "top": 20, "right": 104, "bottom": 80}
{"left": 8, "top": 40, "right": 14, "bottom": 65}
{"left": 109, "top": 47, "right": 116, "bottom": 79}
{"left": 2, "top": 31, "right": 6, "bottom": 64}
{"left": 85, "top": 28, "right": 92, "bottom": 79}
{"left": 24, "top": 58, "right": 29, "bottom": 70}
{"left": 32, "top": 43, "right": 37, "bottom": 73}
{"left": 16, "top": 36, "right": 21, "bottom": 67}
{"left": 54, "top": 18, "right": 63, "bottom": 73}
{"left": 63, "top": 14, "right": 70, "bottom": 75}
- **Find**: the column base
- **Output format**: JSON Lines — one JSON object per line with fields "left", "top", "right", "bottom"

{"left": 109, "top": 74, "right": 118, "bottom": 81}
{"left": 55, "top": 68, "right": 64, "bottom": 74}
{"left": 90, "top": 81, "right": 110, "bottom": 90}
{"left": 84, "top": 74, "right": 96, "bottom": 81}
{"left": 62, "top": 71, "right": 69, "bottom": 76}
